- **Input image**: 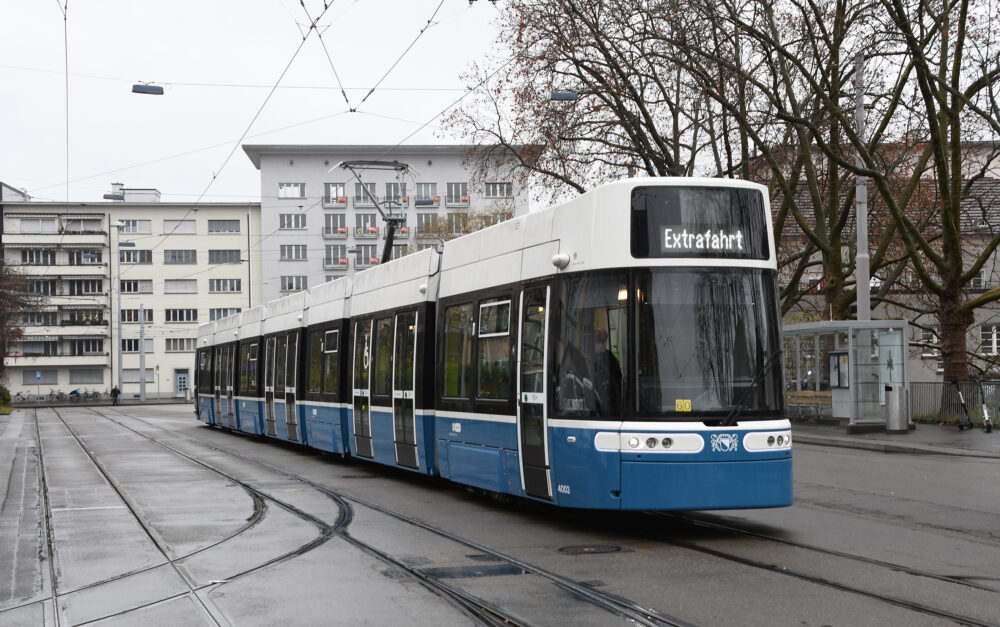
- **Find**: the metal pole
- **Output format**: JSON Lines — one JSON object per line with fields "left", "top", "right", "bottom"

{"left": 139, "top": 304, "right": 146, "bottom": 401}
{"left": 855, "top": 54, "right": 871, "bottom": 321}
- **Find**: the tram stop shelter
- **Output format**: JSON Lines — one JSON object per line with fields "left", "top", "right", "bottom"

{"left": 782, "top": 320, "right": 910, "bottom": 431}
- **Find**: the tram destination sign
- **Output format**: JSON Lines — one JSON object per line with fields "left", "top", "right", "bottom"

{"left": 631, "top": 186, "right": 768, "bottom": 260}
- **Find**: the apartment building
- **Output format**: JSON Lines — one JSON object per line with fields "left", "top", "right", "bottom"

{"left": 1, "top": 184, "right": 262, "bottom": 399}
{"left": 243, "top": 145, "right": 530, "bottom": 302}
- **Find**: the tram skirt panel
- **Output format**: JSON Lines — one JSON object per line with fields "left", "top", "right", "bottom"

{"left": 620, "top": 458, "right": 793, "bottom": 510}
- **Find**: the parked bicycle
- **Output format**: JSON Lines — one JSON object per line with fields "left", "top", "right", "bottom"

{"left": 13, "top": 391, "right": 31, "bottom": 402}
{"left": 45, "top": 388, "right": 67, "bottom": 402}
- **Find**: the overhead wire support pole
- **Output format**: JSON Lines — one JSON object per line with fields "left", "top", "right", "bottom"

{"left": 333, "top": 160, "right": 410, "bottom": 265}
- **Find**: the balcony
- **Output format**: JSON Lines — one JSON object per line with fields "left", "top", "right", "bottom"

{"left": 414, "top": 195, "right": 440, "bottom": 208}
{"left": 384, "top": 196, "right": 409, "bottom": 211}
{"left": 445, "top": 195, "right": 471, "bottom": 208}
{"left": 14, "top": 263, "right": 109, "bottom": 278}
{"left": 7, "top": 353, "right": 109, "bottom": 367}
{"left": 355, "top": 256, "right": 380, "bottom": 268}
{"left": 323, "top": 195, "right": 348, "bottom": 208}
{"left": 22, "top": 324, "right": 108, "bottom": 338}
{"left": 387, "top": 226, "right": 410, "bottom": 240}
{"left": 355, "top": 226, "right": 380, "bottom": 239}
{"left": 323, "top": 257, "right": 351, "bottom": 270}
{"left": 353, "top": 195, "right": 376, "bottom": 208}
{"left": 5, "top": 232, "right": 107, "bottom": 247}
{"left": 49, "top": 293, "right": 109, "bottom": 307}
{"left": 322, "top": 226, "right": 349, "bottom": 239}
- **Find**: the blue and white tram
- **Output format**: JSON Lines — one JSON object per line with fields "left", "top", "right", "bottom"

{"left": 195, "top": 177, "right": 791, "bottom": 511}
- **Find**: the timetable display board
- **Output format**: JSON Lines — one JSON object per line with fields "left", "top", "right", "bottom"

{"left": 630, "top": 186, "right": 769, "bottom": 260}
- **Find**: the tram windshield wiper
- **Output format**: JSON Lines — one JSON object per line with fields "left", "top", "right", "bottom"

{"left": 719, "top": 350, "right": 782, "bottom": 427}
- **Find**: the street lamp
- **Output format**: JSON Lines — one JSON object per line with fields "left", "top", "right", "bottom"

{"left": 109, "top": 221, "right": 134, "bottom": 396}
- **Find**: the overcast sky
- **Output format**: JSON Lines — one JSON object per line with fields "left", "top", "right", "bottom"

{"left": 0, "top": 0, "right": 501, "bottom": 203}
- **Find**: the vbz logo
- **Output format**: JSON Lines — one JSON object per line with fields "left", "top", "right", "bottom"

{"left": 711, "top": 433, "right": 740, "bottom": 452}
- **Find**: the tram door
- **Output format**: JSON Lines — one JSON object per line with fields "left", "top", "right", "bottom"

{"left": 224, "top": 344, "right": 236, "bottom": 428}
{"left": 517, "top": 286, "right": 552, "bottom": 500}
{"left": 214, "top": 348, "right": 222, "bottom": 419}
{"left": 353, "top": 320, "right": 374, "bottom": 458}
{"left": 392, "top": 311, "right": 418, "bottom": 468}
{"left": 264, "top": 336, "right": 277, "bottom": 436}
{"left": 284, "top": 333, "right": 300, "bottom": 442}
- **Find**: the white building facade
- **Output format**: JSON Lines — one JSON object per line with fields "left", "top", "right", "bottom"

{"left": 2, "top": 184, "right": 262, "bottom": 399}
{"left": 243, "top": 145, "right": 530, "bottom": 303}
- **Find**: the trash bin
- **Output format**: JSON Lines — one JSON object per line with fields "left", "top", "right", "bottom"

{"left": 885, "top": 384, "right": 907, "bottom": 434}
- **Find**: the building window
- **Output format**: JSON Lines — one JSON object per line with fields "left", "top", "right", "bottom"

{"left": 324, "top": 183, "right": 346, "bottom": 204}
{"left": 22, "top": 341, "right": 58, "bottom": 356}
{"left": 324, "top": 213, "right": 347, "bottom": 236}
{"left": 385, "top": 182, "right": 407, "bottom": 205}
{"left": 325, "top": 244, "right": 347, "bottom": 265}
{"left": 20, "top": 218, "right": 57, "bottom": 234}
{"left": 391, "top": 245, "right": 407, "bottom": 260}
{"left": 981, "top": 325, "right": 999, "bottom": 355}
{"left": 63, "top": 219, "right": 103, "bottom": 233}
{"left": 446, "top": 182, "right": 469, "bottom": 204}
{"left": 416, "top": 242, "right": 437, "bottom": 251}
{"left": 70, "top": 339, "right": 104, "bottom": 356}
{"left": 354, "top": 182, "right": 376, "bottom": 205}
{"left": 278, "top": 182, "right": 305, "bottom": 199}
{"left": 22, "top": 311, "right": 58, "bottom": 326}
{"left": 120, "top": 249, "right": 152, "bottom": 264}
{"left": 119, "top": 219, "right": 152, "bottom": 234}
{"left": 165, "top": 338, "right": 197, "bottom": 352}
{"left": 208, "top": 219, "right": 240, "bottom": 233}
{"left": 28, "top": 279, "right": 57, "bottom": 295}
{"left": 485, "top": 182, "right": 512, "bottom": 198}
{"left": 68, "top": 309, "right": 104, "bottom": 324}
{"left": 67, "top": 250, "right": 102, "bottom": 265}
{"left": 21, "top": 249, "right": 56, "bottom": 265}
{"left": 355, "top": 244, "right": 377, "bottom": 266}
{"left": 123, "top": 368, "right": 155, "bottom": 383}
{"left": 355, "top": 213, "right": 378, "bottom": 232}
{"left": 209, "top": 308, "right": 241, "bottom": 321}
{"left": 448, "top": 213, "right": 468, "bottom": 235}
{"left": 416, "top": 213, "right": 438, "bottom": 234}
{"left": 416, "top": 182, "right": 438, "bottom": 201}
{"left": 969, "top": 271, "right": 985, "bottom": 290}
{"left": 69, "top": 279, "right": 103, "bottom": 295}
{"left": 165, "top": 309, "right": 198, "bottom": 323}
{"left": 163, "top": 220, "right": 196, "bottom": 235}
{"left": 121, "top": 309, "right": 154, "bottom": 323}
{"left": 280, "top": 244, "right": 308, "bottom": 260}
{"left": 122, "top": 338, "right": 155, "bottom": 353}
{"left": 164, "top": 249, "right": 197, "bottom": 264}
{"left": 22, "top": 369, "right": 58, "bottom": 385}
{"left": 209, "top": 249, "right": 241, "bottom": 264}
{"left": 69, "top": 369, "right": 104, "bottom": 384}
{"left": 920, "top": 327, "right": 939, "bottom": 357}
{"left": 280, "top": 275, "right": 307, "bottom": 292}
{"left": 121, "top": 280, "right": 153, "bottom": 294}
{"left": 164, "top": 279, "right": 197, "bottom": 294}
{"left": 279, "top": 214, "right": 307, "bottom": 229}
{"left": 209, "top": 278, "right": 241, "bottom": 293}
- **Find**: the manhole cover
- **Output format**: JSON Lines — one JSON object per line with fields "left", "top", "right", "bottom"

{"left": 557, "top": 544, "right": 622, "bottom": 555}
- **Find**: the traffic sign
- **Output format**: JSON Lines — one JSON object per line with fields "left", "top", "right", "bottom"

{"left": 35, "top": 371, "right": 41, "bottom": 382}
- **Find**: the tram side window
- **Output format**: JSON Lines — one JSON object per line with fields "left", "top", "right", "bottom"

{"left": 443, "top": 303, "right": 474, "bottom": 398}
{"left": 246, "top": 342, "right": 258, "bottom": 391}
{"left": 477, "top": 298, "right": 511, "bottom": 399}
{"left": 308, "top": 330, "right": 323, "bottom": 394}
{"left": 555, "top": 273, "right": 627, "bottom": 417}
{"left": 197, "top": 349, "right": 212, "bottom": 393}
{"left": 373, "top": 318, "right": 393, "bottom": 396}
{"left": 323, "top": 329, "right": 339, "bottom": 396}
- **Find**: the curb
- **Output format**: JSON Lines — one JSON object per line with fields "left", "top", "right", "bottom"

{"left": 793, "top": 433, "right": 1000, "bottom": 459}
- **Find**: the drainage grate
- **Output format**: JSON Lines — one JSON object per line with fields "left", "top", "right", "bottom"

{"left": 557, "top": 544, "right": 622, "bottom": 555}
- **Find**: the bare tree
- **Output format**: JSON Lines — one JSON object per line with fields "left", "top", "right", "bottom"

{"left": 0, "top": 263, "right": 44, "bottom": 387}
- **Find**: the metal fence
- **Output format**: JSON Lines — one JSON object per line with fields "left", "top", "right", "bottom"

{"left": 910, "top": 381, "right": 998, "bottom": 422}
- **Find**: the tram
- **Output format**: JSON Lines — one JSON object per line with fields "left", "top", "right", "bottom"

{"left": 196, "top": 177, "right": 792, "bottom": 511}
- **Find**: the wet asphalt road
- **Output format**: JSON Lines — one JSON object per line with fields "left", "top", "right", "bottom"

{"left": 2, "top": 405, "right": 998, "bottom": 626}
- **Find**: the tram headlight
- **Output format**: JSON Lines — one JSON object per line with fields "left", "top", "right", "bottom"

{"left": 628, "top": 437, "right": 640, "bottom": 448}
{"left": 767, "top": 436, "right": 775, "bottom": 447}
{"left": 646, "top": 437, "right": 657, "bottom": 449}
{"left": 776, "top": 435, "right": 785, "bottom": 446}
{"left": 661, "top": 437, "right": 672, "bottom": 449}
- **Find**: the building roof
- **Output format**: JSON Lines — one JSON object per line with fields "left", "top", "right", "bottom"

{"left": 242, "top": 144, "right": 479, "bottom": 170}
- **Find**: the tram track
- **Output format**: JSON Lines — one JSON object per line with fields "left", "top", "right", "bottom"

{"left": 629, "top": 512, "right": 999, "bottom": 627}
{"left": 103, "top": 408, "right": 695, "bottom": 627}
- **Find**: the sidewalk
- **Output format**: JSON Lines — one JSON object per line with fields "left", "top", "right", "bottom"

{"left": 792, "top": 420, "right": 1000, "bottom": 459}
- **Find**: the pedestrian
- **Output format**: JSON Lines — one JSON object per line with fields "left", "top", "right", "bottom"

{"left": 111, "top": 385, "right": 121, "bottom": 406}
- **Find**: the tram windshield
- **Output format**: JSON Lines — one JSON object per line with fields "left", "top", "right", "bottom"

{"left": 635, "top": 268, "right": 783, "bottom": 419}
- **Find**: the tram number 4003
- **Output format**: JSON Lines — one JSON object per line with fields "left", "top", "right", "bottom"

{"left": 557, "top": 484, "right": 571, "bottom": 495}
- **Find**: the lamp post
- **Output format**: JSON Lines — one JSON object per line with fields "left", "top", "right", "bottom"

{"left": 109, "top": 221, "right": 135, "bottom": 397}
